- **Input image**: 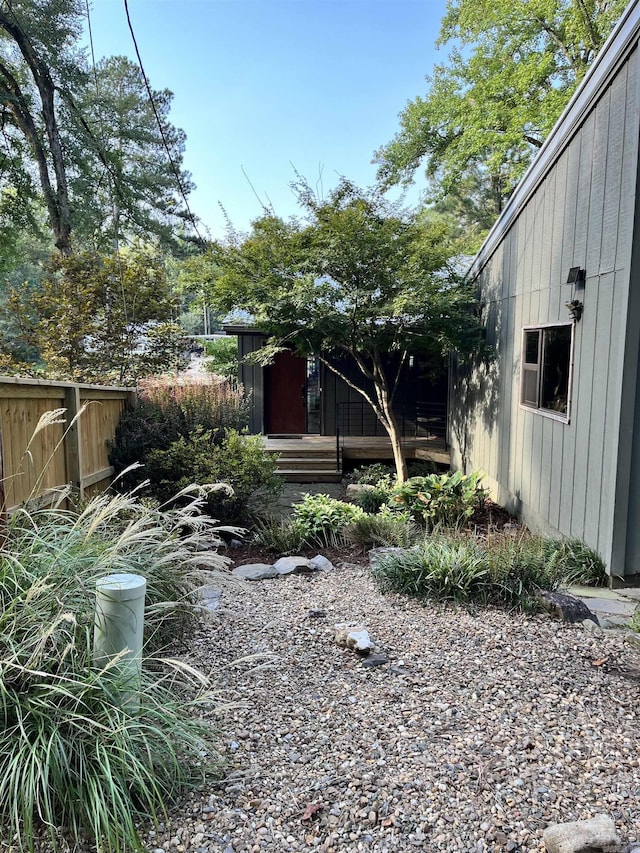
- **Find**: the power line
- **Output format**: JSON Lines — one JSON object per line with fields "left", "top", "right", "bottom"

{"left": 123, "top": 0, "right": 206, "bottom": 247}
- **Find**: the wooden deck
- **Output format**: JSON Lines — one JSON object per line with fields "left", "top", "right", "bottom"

{"left": 262, "top": 434, "right": 450, "bottom": 481}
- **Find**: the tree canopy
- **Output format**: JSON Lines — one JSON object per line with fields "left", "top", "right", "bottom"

{"left": 375, "top": 0, "right": 627, "bottom": 236}
{"left": 0, "top": 0, "right": 197, "bottom": 254}
{"left": 194, "top": 180, "right": 484, "bottom": 480}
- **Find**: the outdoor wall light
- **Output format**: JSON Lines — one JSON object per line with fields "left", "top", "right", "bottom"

{"left": 565, "top": 299, "right": 584, "bottom": 322}
{"left": 566, "top": 266, "right": 586, "bottom": 287}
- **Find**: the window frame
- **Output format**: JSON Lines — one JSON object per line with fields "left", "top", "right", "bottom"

{"left": 520, "top": 321, "right": 574, "bottom": 423}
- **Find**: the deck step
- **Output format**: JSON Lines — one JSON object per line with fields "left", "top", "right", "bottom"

{"left": 277, "top": 469, "right": 343, "bottom": 483}
{"left": 273, "top": 457, "right": 338, "bottom": 471}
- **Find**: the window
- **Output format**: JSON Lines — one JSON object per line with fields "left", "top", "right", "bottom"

{"left": 521, "top": 324, "right": 572, "bottom": 418}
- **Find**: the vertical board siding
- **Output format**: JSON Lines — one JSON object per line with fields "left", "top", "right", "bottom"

{"left": 0, "top": 379, "right": 132, "bottom": 508}
{"left": 451, "top": 46, "right": 639, "bottom": 573}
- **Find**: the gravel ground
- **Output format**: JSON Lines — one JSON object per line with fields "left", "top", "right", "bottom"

{"left": 145, "top": 558, "right": 640, "bottom": 853}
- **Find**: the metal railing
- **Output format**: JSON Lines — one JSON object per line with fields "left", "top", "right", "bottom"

{"left": 334, "top": 400, "right": 448, "bottom": 470}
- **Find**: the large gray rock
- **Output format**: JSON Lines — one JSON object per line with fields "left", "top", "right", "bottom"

{"left": 543, "top": 814, "right": 620, "bottom": 853}
{"left": 232, "top": 563, "right": 278, "bottom": 581}
{"left": 310, "top": 554, "right": 334, "bottom": 572}
{"left": 274, "top": 556, "right": 318, "bottom": 575}
{"left": 537, "top": 590, "right": 600, "bottom": 625}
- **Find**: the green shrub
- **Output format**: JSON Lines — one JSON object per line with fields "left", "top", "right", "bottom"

{"left": 0, "top": 489, "right": 228, "bottom": 852}
{"left": 291, "top": 493, "right": 365, "bottom": 548}
{"left": 372, "top": 538, "right": 491, "bottom": 603}
{"left": 352, "top": 484, "right": 394, "bottom": 513}
{"left": 109, "top": 375, "right": 251, "bottom": 491}
{"left": 345, "top": 509, "right": 421, "bottom": 551}
{"left": 392, "top": 470, "right": 487, "bottom": 530}
{"left": 253, "top": 515, "right": 307, "bottom": 554}
{"left": 539, "top": 537, "right": 608, "bottom": 586}
{"left": 349, "top": 463, "right": 395, "bottom": 486}
{"left": 370, "top": 531, "right": 603, "bottom": 611}
{"left": 145, "top": 428, "right": 282, "bottom": 524}
{"left": 204, "top": 336, "right": 238, "bottom": 380}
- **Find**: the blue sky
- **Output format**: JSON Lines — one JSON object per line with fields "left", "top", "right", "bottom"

{"left": 87, "top": 0, "right": 448, "bottom": 240}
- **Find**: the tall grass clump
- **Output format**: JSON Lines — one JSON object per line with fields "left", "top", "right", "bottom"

{"left": 371, "top": 532, "right": 606, "bottom": 611}
{"left": 345, "top": 508, "right": 421, "bottom": 551}
{"left": 0, "top": 486, "right": 230, "bottom": 851}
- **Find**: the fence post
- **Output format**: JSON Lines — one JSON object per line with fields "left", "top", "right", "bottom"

{"left": 64, "top": 385, "right": 84, "bottom": 498}
{"left": 93, "top": 573, "right": 147, "bottom": 711}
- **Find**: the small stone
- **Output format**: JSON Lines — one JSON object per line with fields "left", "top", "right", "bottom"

{"left": 309, "top": 608, "right": 327, "bottom": 619}
{"left": 274, "top": 556, "right": 317, "bottom": 575}
{"left": 581, "top": 618, "right": 604, "bottom": 636}
{"left": 361, "top": 654, "right": 389, "bottom": 668}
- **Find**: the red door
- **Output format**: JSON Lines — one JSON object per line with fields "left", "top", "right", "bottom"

{"left": 265, "top": 350, "right": 307, "bottom": 434}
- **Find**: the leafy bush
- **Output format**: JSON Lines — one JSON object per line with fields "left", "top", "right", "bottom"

{"left": 204, "top": 336, "right": 238, "bottom": 380}
{"left": 351, "top": 483, "right": 394, "bottom": 514}
{"left": 291, "top": 493, "right": 365, "bottom": 547}
{"left": 109, "top": 374, "right": 251, "bottom": 491}
{"left": 0, "top": 489, "right": 228, "bottom": 852}
{"left": 372, "top": 538, "right": 491, "bottom": 603}
{"left": 539, "top": 537, "right": 607, "bottom": 586}
{"left": 345, "top": 509, "right": 421, "bottom": 551}
{"left": 349, "top": 463, "right": 395, "bottom": 486}
{"left": 145, "top": 428, "right": 282, "bottom": 524}
{"left": 392, "top": 470, "right": 487, "bottom": 530}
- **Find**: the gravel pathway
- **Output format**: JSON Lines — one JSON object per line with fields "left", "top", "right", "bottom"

{"left": 146, "top": 560, "right": 640, "bottom": 853}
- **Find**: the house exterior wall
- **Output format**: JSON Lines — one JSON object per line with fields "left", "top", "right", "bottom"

{"left": 451, "top": 40, "right": 640, "bottom": 577}
{"left": 237, "top": 332, "right": 266, "bottom": 434}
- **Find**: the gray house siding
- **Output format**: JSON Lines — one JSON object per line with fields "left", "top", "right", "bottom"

{"left": 451, "top": 32, "right": 640, "bottom": 578}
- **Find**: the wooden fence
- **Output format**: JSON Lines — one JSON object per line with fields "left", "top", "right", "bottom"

{"left": 0, "top": 376, "right": 135, "bottom": 512}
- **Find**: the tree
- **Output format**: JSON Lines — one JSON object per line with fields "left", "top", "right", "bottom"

{"left": 68, "top": 56, "right": 196, "bottom": 253}
{"left": 0, "top": 1, "right": 197, "bottom": 254}
{"left": 196, "top": 179, "right": 484, "bottom": 482}
{"left": 375, "top": 0, "right": 627, "bottom": 236}
{"left": 2, "top": 245, "right": 185, "bottom": 383}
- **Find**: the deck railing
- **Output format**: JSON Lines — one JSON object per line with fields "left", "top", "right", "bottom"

{"left": 334, "top": 400, "right": 448, "bottom": 470}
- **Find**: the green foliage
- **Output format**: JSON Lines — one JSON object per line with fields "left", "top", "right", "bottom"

{"left": 392, "top": 470, "right": 487, "bottom": 529}
{"left": 109, "top": 375, "right": 251, "bottom": 492}
{"left": 349, "top": 463, "right": 395, "bottom": 486}
{"left": 291, "top": 493, "right": 366, "bottom": 548}
{"left": 197, "top": 177, "right": 486, "bottom": 481}
{"left": 351, "top": 484, "right": 394, "bottom": 514}
{"left": 145, "top": 428, "right": 281, "bottom": 525}
{"left": 372, "top": 538, "right": 491, "bottom": 603}
{"left": 538, "top": 537, "right": 608, "bottom": 587}
{"left": 252, "top": 516, "right": 307, "bottom": 555}
{"left": 372, "top": 532, "right": 607, "bottom": 610}
{"left": 204, "top": 336, "right": 239, "bottom": 380}
{"left": 4, "top": 247, "right": 186, "bottom": 383}
{"left": 0, "top": 488, "right": 228, "bottom": 851}
{"left": 345, "top": 510, "right": 421, "bottom": 552}
{"left": 375, "top": 0, "right": 627, "bottom": 238}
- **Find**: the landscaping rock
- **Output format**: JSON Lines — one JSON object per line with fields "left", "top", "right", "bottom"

{"left": 198, "top": 585, "right": 222, "bottom": 611}
{"left": 274, "top": 556, "right": 318, "bottom": 575}
{"left": 309, "top": 554, "right": 334, "bottom": 572}
{"left": 345, "top": 483, "right": 375, "bottom": 499}
{"left": 361, "top": 652, "right": 389, "bottom": 668}
{"left": 368, "top": 546, "right": 407, "bottom": 568}
{"left": 542, "top": 814, "right": 620, "bottom": 852}
{"left": 537, "top": 590, "right": 600, "bottom": 624}
{"left": 334, "top": 623, "right": 372, "bottom": 654}
{"left": 231, "top": 563, "right": 278, "bottom": 580}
